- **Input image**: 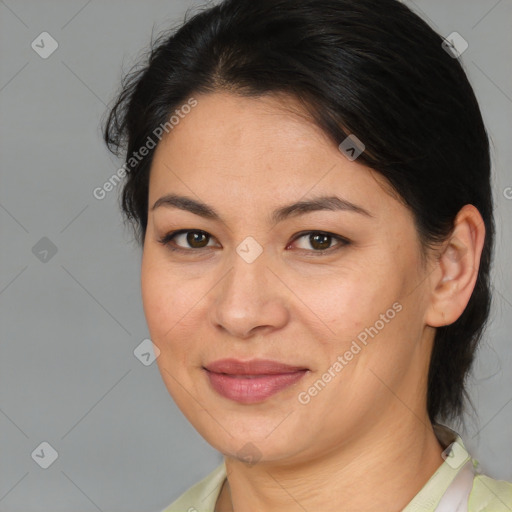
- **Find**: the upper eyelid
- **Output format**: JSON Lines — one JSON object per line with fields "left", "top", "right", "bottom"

{"left": 164, "top": 229, "right": 219, "bottom": 245}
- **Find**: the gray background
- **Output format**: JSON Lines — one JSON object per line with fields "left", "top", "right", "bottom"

{"left": 0, "top": 0, "right": 510, "bottom": 510}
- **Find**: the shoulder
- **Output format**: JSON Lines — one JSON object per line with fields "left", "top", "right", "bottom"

{"left": 160, "top": 462, "right": 227, "bottom": 512}
{"left": 469, "top": 474, "right": 512, "bottom": 511}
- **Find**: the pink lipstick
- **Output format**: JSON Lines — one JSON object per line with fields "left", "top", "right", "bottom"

{"left": 204, "top": 359, "right": 308, "bottom": 404}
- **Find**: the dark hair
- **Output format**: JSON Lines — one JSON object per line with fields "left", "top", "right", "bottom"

{"left": 103, "top": 0, "right": 495, "bottom": 424}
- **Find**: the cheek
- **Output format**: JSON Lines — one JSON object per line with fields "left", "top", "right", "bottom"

{"left": 300, "top": 253, "right": 420, "bottom": 379}
{"left": 141, "top": 258, "right": 168, "bottom": 336}
{"left": 141, "top": 251, "right": 195, "bottom": 346}
{"left": 141, "top": 256, "right": 198, "bottom": 402}
{"left": 140, "top": 249, "right": 217, "bottom": 383}
{"left": 292, "top": 259, "right": 399, "bottom": 338}
{"left": 141, "top": 247, "right": 177, "bottom": 312}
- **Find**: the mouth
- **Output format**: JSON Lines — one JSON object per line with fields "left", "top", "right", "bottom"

{"left": 203, "top": 359, "right": 309, "bottom": 404}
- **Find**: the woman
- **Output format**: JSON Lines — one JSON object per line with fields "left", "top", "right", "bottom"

{"left": 103, "top": 0, "right": 512, "bottom": 510}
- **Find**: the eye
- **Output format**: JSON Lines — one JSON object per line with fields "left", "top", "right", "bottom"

{"left": 157, "top": 230, "right": 218, "bottom": 253}
{"left": 288, "top": 231, "right": 349, "bottom": 255}
{"left": 158, "top": 229, "right": 350, "bottom": 255}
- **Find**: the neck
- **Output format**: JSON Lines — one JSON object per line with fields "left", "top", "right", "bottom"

{"left": 216, "top": 415, "right": 445, "bottom": 512}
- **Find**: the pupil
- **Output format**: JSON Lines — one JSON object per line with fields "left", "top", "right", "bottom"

{"left": 312, "top": 234, "right": 330, "bottom": 250}
{"left": 188, "top": 231, "right": 206, "bottom": 248}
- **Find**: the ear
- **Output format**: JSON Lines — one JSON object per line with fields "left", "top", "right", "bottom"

{"left": 424, "top": 204, "right": 486, "bottom": 328}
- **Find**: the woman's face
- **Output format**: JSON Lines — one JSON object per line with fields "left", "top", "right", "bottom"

{"left": 141, "top": 91, "right": 436, "bottom": 465}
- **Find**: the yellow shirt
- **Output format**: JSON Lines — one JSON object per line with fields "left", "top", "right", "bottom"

{"left": 162, "top": 425, "right": 512, "bottom": 511}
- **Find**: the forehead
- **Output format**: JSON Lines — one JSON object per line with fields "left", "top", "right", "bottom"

{"left": 148, "top": 91, "right": 399, "bottom": 218}
{"left": 152, "top": 91, "right": 332, "bottom": 165}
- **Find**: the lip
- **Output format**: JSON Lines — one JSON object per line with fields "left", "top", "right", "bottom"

{"left": 205, "top": 358, "right": 308, "bottom": 375}
{"left": 204, "top": 359, "right": 309, "bottom": 404}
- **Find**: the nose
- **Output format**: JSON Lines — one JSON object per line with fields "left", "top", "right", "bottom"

{"left": 209, "top": 247, "right": 290, "bottom": 340}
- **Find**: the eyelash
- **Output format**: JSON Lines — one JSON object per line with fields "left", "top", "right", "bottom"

{"left": 157, "top": 229, "right": 350, "bottom": 257}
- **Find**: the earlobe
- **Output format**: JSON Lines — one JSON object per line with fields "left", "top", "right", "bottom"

{"left": 425, "top": 205, "right": 485, "bottom": 328}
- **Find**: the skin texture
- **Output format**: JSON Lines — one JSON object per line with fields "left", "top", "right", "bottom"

{"left": 141, "top": 91, "right": 486, "bottom": 512}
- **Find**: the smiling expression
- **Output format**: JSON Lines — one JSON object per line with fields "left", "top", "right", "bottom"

{"left": 141, "top": 91, "right": 436, "bottom": 464}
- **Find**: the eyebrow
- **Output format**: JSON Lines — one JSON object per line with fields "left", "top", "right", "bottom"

{"left": 151, "top": 193, "right": 374, "bottom": 224}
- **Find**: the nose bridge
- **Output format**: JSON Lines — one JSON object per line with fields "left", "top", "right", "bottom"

{"left": 225, "top": 236, "right": 269, "bottom": 301}
{"left": 210, "top": 237, "right": 288, "bottom": 337}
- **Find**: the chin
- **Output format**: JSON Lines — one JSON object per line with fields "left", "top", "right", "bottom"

{"left": 194, "top": 415, "right": 307, "bottom": 464}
